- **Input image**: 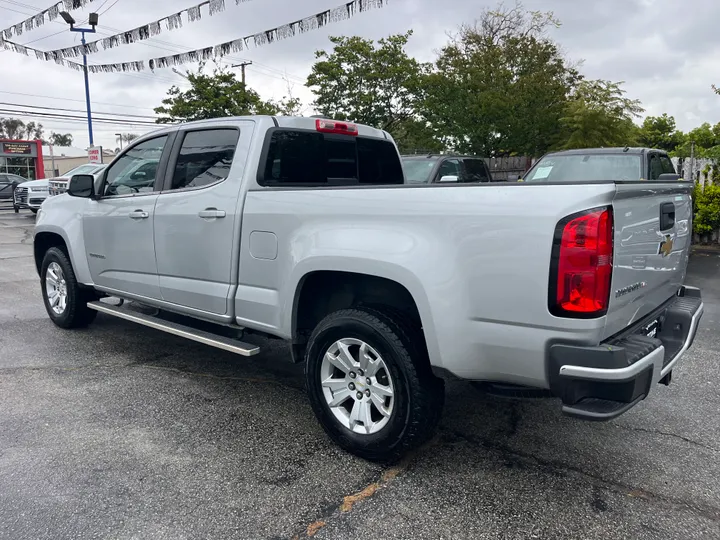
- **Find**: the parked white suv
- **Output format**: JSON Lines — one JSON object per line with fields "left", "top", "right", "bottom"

{"left": 48, "top": 164, "right": 107, "bottom": 197}
{"left": 14, "top": 179, "right": 49, "bottom": 214}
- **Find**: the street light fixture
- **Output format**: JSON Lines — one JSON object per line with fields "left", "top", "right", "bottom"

{"left": 60, "top": 11, "right": 99, "bottom": 148}
{"left": 59, "top": 11, "right": 76, "bottom": 26}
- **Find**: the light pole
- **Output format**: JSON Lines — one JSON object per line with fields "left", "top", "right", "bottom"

{"left": 115, "top": 133, "right": 123, "bottom": 150}
{"left": 60, "top": 11, "right": 98, "bottom": 148}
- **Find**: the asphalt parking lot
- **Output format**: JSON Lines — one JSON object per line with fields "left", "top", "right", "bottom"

{"left": 1, "top": 208, "right": 719, "bottom": 540}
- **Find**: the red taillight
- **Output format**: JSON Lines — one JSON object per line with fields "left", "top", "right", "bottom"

{"left": 315, "top": 118, "right": 358, "bottom": 136}
{"left": 550, "top": 207, "right": 613, "bottom": 317}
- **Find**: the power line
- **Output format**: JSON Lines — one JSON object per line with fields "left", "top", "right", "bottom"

{"left": 0, "top": 101, "right": 158, "bottom": 119}
{"left": 0, "top": 90, "right": 157, "bottom": 111}
{"left": 0, "top": 108, "right": 161, "bottom": 126}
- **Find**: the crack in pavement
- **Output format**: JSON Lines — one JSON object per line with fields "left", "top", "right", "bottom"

{"left": 291, "top": 436, "right": 441, "bottom": 539}
{"left": 445, "top": 427, "right": 720, "bottom": 524}
{"left": 612, "top": 423, "right": 719, "bottom": 453}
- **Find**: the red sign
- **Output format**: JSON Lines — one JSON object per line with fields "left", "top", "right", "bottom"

{"left": 88, "top": 146, "right": 103, "bottom": 164}
{"left": 2, "top": 142, "right": 32, "bottom": 155}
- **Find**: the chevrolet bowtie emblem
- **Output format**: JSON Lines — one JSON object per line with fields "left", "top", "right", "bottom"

{"left": 659, "top": 235, "right": 673, "bottom": 257}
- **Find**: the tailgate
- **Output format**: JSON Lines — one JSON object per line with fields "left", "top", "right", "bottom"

{"left": 602, "top": 182, "right": 693, "bottom": 340}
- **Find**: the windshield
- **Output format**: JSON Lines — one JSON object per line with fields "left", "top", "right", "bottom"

{"left": 402, "top": 157, "right": 439, "bottom": 184}
{"left": 524, "top": 154, "right": 642, "bottom": 183}
{"left": 64, "top": 164, "right": 105, "bottom": 177}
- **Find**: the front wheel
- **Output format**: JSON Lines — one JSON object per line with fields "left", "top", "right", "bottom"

{"left": 305, "top": 307, "right": 444, "bottom": 462}
{"left": 31, "top": 209, "right": 38, "bottom": 214}
{"left": 41, "top": 247, "right": 97, "bottom": 329}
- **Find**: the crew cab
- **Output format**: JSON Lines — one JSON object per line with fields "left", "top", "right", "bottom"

{"left": 33, "top": 119, "right": 704, "bottom": 461}
{"left": 401, "top": 154, "right": 494, "bottom": 184}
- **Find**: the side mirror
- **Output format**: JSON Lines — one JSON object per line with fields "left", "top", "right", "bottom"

{"left": 658, "top": 173, "right": 681, "bottom": 181}
{"left": 439, "top": 175, "right": 459, "bottom": 183}
{"left": 68, "top": 174, "right": 95, "bottom": 198}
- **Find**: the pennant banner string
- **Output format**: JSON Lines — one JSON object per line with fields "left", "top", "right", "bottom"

{"left": 1, "top": 0, "right": 100, "bottom": 41}
{"left": 45, "top": 0, "right": 254, "bottom": 59}
{"left": 0, "top": 0, "right": 390, "bottom": 75}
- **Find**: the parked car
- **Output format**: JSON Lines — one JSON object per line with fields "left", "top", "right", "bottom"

{"left": 401, "top": 154, "right": 495, "bottom": 183}
{"left": 522, "top": 147, "right": 678, "bottom": 183}
{"left": 14, "top": 178, "right": 48, "bottom": 214}
{"left": 34, "top": 117, "right": 703, "bottom": 461}
{"left": 48, "top": 164, "right": 107, "bottom": 196}
{"left": 0, "top": 173, "right": 28, "bottom": 204}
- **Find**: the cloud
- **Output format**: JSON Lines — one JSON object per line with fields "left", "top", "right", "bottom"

{"left": 1, "top": 0, "right": 718, "bottom": 150}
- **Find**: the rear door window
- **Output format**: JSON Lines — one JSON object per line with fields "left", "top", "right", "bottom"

{"left": 169, "top": 129, "right": 239, "bottom": 190}
{"left": 260, "top": 130, "right": 403, "bottom": 186}
{"left": 648, "top": 154, "right": 664, "bottom": 180}
{"left": 460, "top": 158, "right": 491, "bottom": 182}
{"left": 660, "top": 155, "right": 676, "bottom": 175}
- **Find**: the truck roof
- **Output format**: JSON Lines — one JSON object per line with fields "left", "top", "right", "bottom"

{"left": 545, "top": 147, "right": 667, "bottom": 156}
{"left": 153, "top": 115, "right": 390, "bottom": 141}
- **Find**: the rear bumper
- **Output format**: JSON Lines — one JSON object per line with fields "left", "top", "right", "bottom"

{"left": 548, "top": 286, "right": 704, "bottom": 421}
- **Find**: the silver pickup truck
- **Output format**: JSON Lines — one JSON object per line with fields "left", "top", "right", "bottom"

{"left": 33, "top": 117, "right": 704, "bottom": 461}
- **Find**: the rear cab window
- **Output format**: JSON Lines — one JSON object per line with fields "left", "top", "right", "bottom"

{"left": 524, "top": 154, "right": 642, "bottom": 182}
{"left": 259, "top": 129, "right": 404, "bottom": 186}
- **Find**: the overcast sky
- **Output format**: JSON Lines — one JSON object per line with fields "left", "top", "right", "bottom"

{"left": 1, "top": 0, "right": 718, "bottom": 151}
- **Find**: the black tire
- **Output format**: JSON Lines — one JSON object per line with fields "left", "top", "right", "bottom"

{"left": 40, "top": 247, "right": 97, "bottom": 329}
{"left": 13, "top": 206, "right": 19, "bottom": 213}
{"left": 305, "top": 307, "right": 444, "bottom": 462}
{"left": 31, "top": 208, "right": 38, "bottom": 214}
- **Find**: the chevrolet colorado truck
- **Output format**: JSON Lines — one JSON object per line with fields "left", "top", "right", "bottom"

{"left": 33, "top": 118, "right": 704, "bottom": 461}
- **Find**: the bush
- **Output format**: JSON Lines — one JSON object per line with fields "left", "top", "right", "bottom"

{"left": 693, "top": 183, "right": 720, "bottom": 238}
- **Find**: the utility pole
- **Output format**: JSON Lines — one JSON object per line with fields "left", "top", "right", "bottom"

{"left": 60, "top": 11, "right": 99, "bottom": 147}
{"left": 690, "top": 140, "right": 696, "bottom": 188}
{"left": 232, "top": 61, "right": 253, "bottom": 88}
{"left": 49, "top": 144, "right": 57, "bottom": 177}
{"left": 116, "top": 133, "right": 123, "bottom": 150}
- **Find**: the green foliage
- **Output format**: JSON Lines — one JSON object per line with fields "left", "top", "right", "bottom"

{"left": 693, "top": 184, "right": 720, "bottom": 237}
{"left": 557, "top": 80, "right": 643, "bottom": 149}
{"left": 48, "top": 132, "right": 73, "bottom": 147}
{"left": 637, "top": 114, "right": 685, "bottom": 152}
{"left": 307, "top": 31, "right": 427, "bottom": 138}
{"left": 420, "top": 3, "right": 579, "bottom": 156}
{"left": 0, "top": 118, "right": 44, "bottom": 140}
{"left": 154, "top": 63, "right": 290, "bottom": 123}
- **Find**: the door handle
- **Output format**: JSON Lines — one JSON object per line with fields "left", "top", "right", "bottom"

{"left": 129, "top": 210, "right": 149, "bottom": 220}
{"left": 198, "top": 208, "right": 226, "bottom": 219}
{"left": 660, "top": 202, "right": 675, "bottom": 231}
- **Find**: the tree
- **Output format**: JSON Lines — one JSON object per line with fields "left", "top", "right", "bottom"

{"left": 121, "top": 133, "right": 139, "bottom": 143}
{"left": 307, "top": 31, "right": 428, "bottom": 140}
{"left": 556, "top": 79, "right": 643, "bottom": 149}
{"left": 48, "top": 132, "right": 74, "bottom": 146}
{"left": 0, "top": 117, "right": 42, "bottom": 140}
{"left": 420, "top": 2, "right": 581, "bottom": 157}
{"left": 637, "top": 114, "right": 685, "bottom": 152}
{"left": 154, "top": 63, "right": 290, "bottom": 123}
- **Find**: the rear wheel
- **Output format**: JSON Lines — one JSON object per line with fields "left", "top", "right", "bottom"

{"left": 41, "top": 247, "right": 97, "bottom": 329}
{"left": 305, "top": 307, "right": 444, "bottom": 462}
{"left": 31, "top": 209, "right": 38, "bottom": 214}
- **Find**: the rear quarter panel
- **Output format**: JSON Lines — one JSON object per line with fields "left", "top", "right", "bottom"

{"left": 236, "top": 183, "right": 618, "bottom": 387}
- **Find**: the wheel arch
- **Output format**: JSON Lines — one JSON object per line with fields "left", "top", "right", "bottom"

{"left": 289, "top": 266, "right": 439, "bottom": 368}
{"left": 33, "top": 224, "right": 93, "bottom": 285}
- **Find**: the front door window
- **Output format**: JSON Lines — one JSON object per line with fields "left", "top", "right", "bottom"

{"left": 103, "top": 136, "right": 168, "bottom": 196}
